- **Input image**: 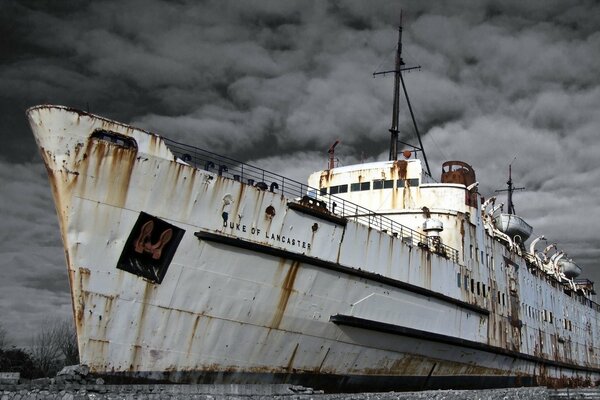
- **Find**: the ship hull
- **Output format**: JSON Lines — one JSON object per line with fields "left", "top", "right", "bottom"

{"left": 27, "top": 105, "right": 600, "bottom": 391}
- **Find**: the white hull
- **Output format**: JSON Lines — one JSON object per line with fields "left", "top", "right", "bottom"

{"left": 27, "top": 105, "right": 600, "bottom": 391}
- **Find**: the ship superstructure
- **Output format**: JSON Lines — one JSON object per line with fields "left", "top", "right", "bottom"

{"left": 25, "top": 21, "right": 600, "bottom": 392}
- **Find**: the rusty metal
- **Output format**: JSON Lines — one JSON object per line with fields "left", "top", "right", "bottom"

{"left": 327, "top": 140, "right": 340, "bottom": 170}
{"left": 441, "top": 161, "right": 476, "bottom": 186}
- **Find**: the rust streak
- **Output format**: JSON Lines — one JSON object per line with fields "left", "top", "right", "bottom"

{"left": 270, "top": 260, "right": 300, "bottom": 329}
{"left": 393, "top": 160, "right": 408, "bottom": 179}
{"left": 286, "top": 343, "right": 299, "bottom": 372}
{"left": 108, "top": 146, "right": 137, "bottom": 207}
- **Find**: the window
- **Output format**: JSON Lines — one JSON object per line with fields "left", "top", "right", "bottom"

{"left": 464, "top": 275, "right": 469, "bottom": 290}
{"left": 476, "top": 282, "right": 481, "bottom": 296}
{"left": 320, "top": 187, "right": 327, "bottom": 195}
{"left": 360, "top": 182, "right": 370, "bottom": 191}
{"left": 373, "top": 179, "right": 384, "bottom": 189}
{"left": 350, "top": 183, "right": 360, "bottom": 192}
{"left": 457, "top": 273, "right": 461, "bottom": 288}
{"left": 470, "top": 279, "right": 475, "bottom": 293}
{"left": 397, "top": 178, "right": 419, "bottom": 188}
{"left": 384, "top": 180, "right": 394, "bottom": 188}
{"left": 329, "top": 184, "right": 348, "bottom": 194}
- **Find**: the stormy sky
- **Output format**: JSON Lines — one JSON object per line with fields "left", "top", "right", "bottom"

{"left": 1, "top": 0, "right": 599, "bottom": 347}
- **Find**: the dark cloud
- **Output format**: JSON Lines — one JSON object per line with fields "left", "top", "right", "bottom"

{"left": 1, "top": 0, "right": 600, "bottom": 345}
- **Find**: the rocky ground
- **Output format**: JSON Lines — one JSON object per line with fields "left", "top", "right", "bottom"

{"left": 1, "top": 367, "right": 599, "bottom": 399}
{"left": 1, "top": 385, "right": 599, "bottom": 400}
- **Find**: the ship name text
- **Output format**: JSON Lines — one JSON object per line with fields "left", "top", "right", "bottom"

{"left": 223, "top": 221, "right": 311, "bottom": 250}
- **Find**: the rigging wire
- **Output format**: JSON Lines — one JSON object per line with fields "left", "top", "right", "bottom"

{"left": 372, "top": 36, "right": 401, "bottom": 77}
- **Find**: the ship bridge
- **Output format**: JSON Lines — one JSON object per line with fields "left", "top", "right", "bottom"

{"left": 308, "top": 158, "right": 481, "bottom": 257}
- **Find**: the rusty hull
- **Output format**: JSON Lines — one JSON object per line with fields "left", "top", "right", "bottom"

{"left": 26, "top": 105, "right": 600, "bottom": 390}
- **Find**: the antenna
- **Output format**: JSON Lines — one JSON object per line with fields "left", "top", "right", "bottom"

{"left": 373, "top": 13, "right": 430, "bottom": 176}
{"left": 495, "top": 158, "right": 525, "bottom": 215}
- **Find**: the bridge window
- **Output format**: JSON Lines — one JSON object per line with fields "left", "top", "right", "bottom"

{"left": 397, "top": 178, "right": 419, "bottom": 188}
{"left": 373, "top": 179, "right": 394, "bottom": 190}
{"left": 330, "top": 184, "right": 348, "bottom": 194}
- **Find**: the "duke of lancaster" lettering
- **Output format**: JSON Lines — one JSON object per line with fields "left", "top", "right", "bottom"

{"left": 223, "top": 221, "right": 311, "bottom": 250}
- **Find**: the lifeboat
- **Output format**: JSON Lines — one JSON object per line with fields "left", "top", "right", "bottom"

{"left": 558, "top": 259, "right": 583, "bottom": 279}
{"left": 494, "top": 213, "right": 533, "bottom": 242}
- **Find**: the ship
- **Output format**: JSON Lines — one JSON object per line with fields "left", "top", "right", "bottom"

{"left": 26, "top": 23, "right": 600, "bottom": 392}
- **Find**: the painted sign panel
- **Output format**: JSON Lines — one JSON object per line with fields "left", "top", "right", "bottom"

{"left": 117, "top": 212, "right": 184, "bottom": 283}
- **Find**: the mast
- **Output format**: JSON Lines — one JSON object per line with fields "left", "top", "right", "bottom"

{"left": 388, "top": 25, "right": 403, "bottom": 162}
{"left": 495, "top": 162, "right": 525, "bottom": 215}
{"left": 374, "top": 16, "right": 431, "bottom": 176}
{"left": 507, "top": 164, "right": 515, "bottom": 214}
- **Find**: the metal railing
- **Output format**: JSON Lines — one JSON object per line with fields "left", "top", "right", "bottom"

{"left": 164, "top": 138, "right": 460, "bottom": 263}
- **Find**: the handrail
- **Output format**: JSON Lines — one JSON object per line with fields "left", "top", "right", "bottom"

{"left": 164, "top": 137, "right": 460, "bottom": 263}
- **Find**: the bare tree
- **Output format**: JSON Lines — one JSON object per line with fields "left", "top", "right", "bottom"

{"left": 0, "top": 322, "right": 6, "bottom": 350}
{"left": 30, "top": 320, "right": 62, "bottom": 377}
{"left": 29, "top": 318, "right": 80, "bottom": 377}
{"left": 56, "top": 319, "right": 79, "bottom": 366}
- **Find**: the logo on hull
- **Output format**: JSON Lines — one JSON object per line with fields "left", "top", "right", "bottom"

{"left": 117, "top": 212, "right": 184, "bottom": 284}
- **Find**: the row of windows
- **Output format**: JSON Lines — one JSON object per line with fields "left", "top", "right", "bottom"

{"left": 459, "top": 272, "right": 576, "bottom": 332}
{"left": 522, "top": 303, "right": 573, "bottom": 331}
{"left": 321, "top": 178, "right": 420, "bottom": 195}
{"left": 458, "top": 271, "right": 592, "bottom": 336}
{"left": 468, "top": 244, "right": 496, "bottom": 269}
{"left": 456, "top": 272, "right": 500, "bottom": 301}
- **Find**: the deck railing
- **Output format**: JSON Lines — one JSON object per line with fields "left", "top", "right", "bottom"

{"left": 164, "top": 137, "right": 460, "bottom": 263}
